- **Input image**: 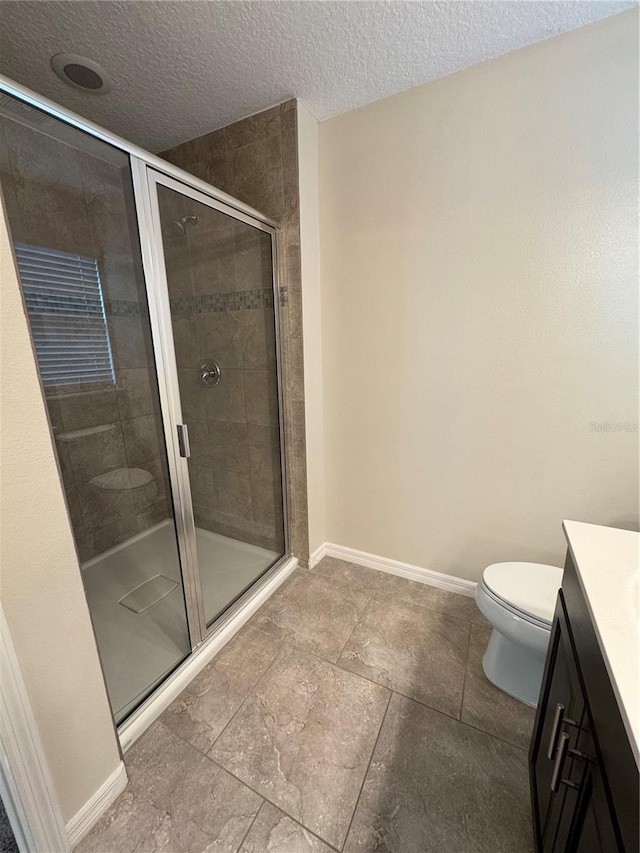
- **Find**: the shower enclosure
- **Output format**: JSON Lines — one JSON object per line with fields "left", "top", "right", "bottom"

{"left": 0, "top": 78, "right": 288, "bottom": 724}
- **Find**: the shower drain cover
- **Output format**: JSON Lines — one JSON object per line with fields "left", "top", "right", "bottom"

{"left": 119, "top": 575, "right": 178, "bottom": 614}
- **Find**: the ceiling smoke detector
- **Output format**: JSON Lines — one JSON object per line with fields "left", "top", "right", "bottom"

{"left": 50, "top": 53, "right": 112, "bottom": 94}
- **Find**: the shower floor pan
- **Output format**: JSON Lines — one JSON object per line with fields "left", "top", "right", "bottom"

{"left": 82, "top": 519, "right": 278, "bottom": 723}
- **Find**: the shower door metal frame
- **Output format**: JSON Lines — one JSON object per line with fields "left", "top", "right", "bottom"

{"left": 131, "top": 164, "right": 290, "bottom": 644}
{"left": 0, "top": 73, "right": 292, "bottom": 667}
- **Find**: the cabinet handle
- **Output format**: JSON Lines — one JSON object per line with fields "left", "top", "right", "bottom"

{"left": 547, "top": 703, "right": 565, "bottom": 760}
{"left": 550, "top": 731, "right": 571, "bottom": 792}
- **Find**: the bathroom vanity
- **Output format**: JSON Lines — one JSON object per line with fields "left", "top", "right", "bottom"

{"left": 530, "top": 521, "right": 639, "bottom": 852}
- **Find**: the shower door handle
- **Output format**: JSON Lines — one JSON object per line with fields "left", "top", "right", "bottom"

{"left": 176, "top": 423, "right": 191, "bottom": 459}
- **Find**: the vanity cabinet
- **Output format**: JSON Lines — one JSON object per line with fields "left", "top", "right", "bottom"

{"left": 530, "top": 545, "right": 639, "bottom": 852}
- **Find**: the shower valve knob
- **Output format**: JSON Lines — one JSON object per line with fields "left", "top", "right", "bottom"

{"left": 199, "top": 359, "right": 221, "bottom": 387}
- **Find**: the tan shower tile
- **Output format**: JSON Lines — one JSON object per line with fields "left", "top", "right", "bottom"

{"left": 116, "top": 368, "right": 154, "bottom": 420}
{"left": 210, "top": 646, "right": 389, "bottom": 850}
{"left": 121, "top": 414, "right": 160, "bottom": 466}
{"left": 198, "top": 310, "right": 242, "bottom": 368}
{"left": 205, "top": 368, "right": 246, "bottom": 423}
{"left": 244, "top": 368, "right": 279, "bottom": 426}
{"left": 161, "top": 625, "right": 283, "bottom": 753}
{"left": 461, "top": 624, "right": 536, "bottom": 749}
{"left": 338, "top": 597, "right": 470, "bottom": 719}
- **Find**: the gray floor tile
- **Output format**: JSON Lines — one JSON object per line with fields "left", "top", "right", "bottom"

{"left": 338, "top": 596, "right": 470, "bottom": 718}
{"left": 420, "top": 585, "right": 489, "bottom": 625}
{"left": 78, "top": 721, "right": 262, "bottom": 853}
{"left": 343, "top": 693, "right": 534, "bottom": 853}
{"left": 240, "top": 802, "right": 336, "bottom": 852}
{"left": 461, "top": 624, "right": 536, "bottom": 749}
{"left": 249, "top": 568, "right": 371, "bottom": 662}
{"left": 312, "top": 556, "right": 424, "bottom": 606}
{"left": 160, "top": 625, "right": 283, "bottom": 752}
{"left": 210, "top": 645, "right": 390, "bottom": 849}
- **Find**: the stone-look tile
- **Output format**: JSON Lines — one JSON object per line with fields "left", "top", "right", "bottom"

{"left": 205, "top": 368, "right": 247, "bottom": 423}
{"left": 171, "top": 316, "right": 200, "bottom": 368}
{"left": 420, "top": 585, "right": 489, "bottom": 625}
{"left": 77, "top": 483, "right": 135, "bottom": 533}
{"left": 234, "top": 225, "right": 272, "bottom": 291}
{"left": 312, "top": 556, "right": 424, "bottom": 607}
{"left": 240, "top": 802, "right": 334, "bottom": 853}
{"left": 90, "top": 515, "right": 138, "bottom": 558}
{"left": 211, "top": 646, "right": 390, "bottom": 850}
{"left": 190, "top": 221, "right": 236, "bottom": 295}
{"left": 116, "top": 368, "right": 154, "bottom": 420}
{"left": 65, "top": 423, "right": 127, "bottom": 484}
{"left": 344, "top": 694, "right": 533, "bottom": 853}
{"left": 245, "top": 369, "right": 279, "bottom": 426}
{"left": 338, "top": 597, "right": 470, "bottom": 719}
{"left": 228, "top": 134, "right": 285, "bottom": 222}
{"left": 212, "top": 469, "right": 253, "bottom": 521}
{"left": 78, "top": 721, "right": 262, "bottom": 853}
{"left": 122, "top": 415, "right": 160, "bottom": 466}
{"left": 109, "top": 315, "right": 148, "bottom": 369}
{"left": 188, "top": 462, "right": 214, "bottom": 508}
{"left": 198, "top": 310, "right": 242, "bottom": 368}
{"left": 4, "top": 120, "right": 94, "bottom": 255}
{"left": 161, "top": 625, "right": 283, "bottom": 753}
{"left": 136, "top": 498, "right": 170, "bottom": 533}
{"left": 462, "top": 624, "right": 536, "bottom": 750}
{"left": 225, "top": 105, "right": 281, "bottom": 151}
{"left": 250, "top": 569, "right": 370, "bottom": 662}
{"left": 240, "top": 309, "right": 276, "bottom": 369}
{"left": 178, "top": 369, "right": 208, "bottom": 420}
{"left": 57, "top": 388, "right": 119, "bottom": 431}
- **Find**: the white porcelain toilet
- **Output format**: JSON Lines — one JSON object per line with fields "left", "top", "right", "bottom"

{"left": 475, "top": 562, "right": 563, "bottom": 707}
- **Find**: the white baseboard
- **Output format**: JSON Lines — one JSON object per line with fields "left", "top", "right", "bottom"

{"left": 308, "top": 542, "right": 327, "bottom": 568}
{"left": 66, "top": 762, "right": 127, "bottom": 848}
{"left": 118, "top": 554, "right": 298, "bottom": 753}
{"left": 322, "top": 543, "right": 477, "bottom": 596}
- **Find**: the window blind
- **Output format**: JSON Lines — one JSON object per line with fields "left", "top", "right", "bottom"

{"left": 15, "top": 243, "right": 115, "bottom": 389}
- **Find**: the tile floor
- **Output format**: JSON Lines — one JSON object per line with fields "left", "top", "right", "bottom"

{"left": 78, "top": 557, "right": 536, "bottom": 853}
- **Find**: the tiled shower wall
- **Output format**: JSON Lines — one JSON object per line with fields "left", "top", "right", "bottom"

{"left": 161, "top": 100, "right": 310, "bottom": 563}
{"left": 158, "top": 186, "right": 284, "bottom": 552}
{"left": 0, "top": 117, "right": 170, "bottom": 561}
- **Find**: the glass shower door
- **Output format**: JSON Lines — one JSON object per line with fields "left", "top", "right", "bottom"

{"left": 149, "top": 174, "right": 286, "bottom": 628}
{"left": 0, "top": 95, "right": 195, "bottom": 723}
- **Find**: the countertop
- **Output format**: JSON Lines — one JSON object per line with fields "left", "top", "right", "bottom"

{"left": 563, "top": 520, "right": 639, "bottom": 767}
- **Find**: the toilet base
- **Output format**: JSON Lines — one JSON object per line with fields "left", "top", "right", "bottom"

{"left": 482, "top": 628, "right": 547, "bottom": 707}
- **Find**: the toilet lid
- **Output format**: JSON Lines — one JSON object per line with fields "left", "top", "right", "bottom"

{"left": 483, "top": 562, "right": 563, "bottom": 625}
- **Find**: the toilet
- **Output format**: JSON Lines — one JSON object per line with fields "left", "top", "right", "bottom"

{"left": 475, "top": 562, "right": 563, "bottom": 707}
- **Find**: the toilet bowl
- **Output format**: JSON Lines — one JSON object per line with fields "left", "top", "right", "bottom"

{"left": 475, "top": 562, "right": 563, "bottom": 707}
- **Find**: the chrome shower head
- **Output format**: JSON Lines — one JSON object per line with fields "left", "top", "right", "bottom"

{"left": 172, "top": 215, "right": 199, "bottom": 235}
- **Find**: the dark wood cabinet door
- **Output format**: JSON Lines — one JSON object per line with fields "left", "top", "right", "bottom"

{"left": 531, "top": 595, "right": 585, "bottom": 850}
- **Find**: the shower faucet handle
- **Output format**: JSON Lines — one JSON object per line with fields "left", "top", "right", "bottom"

{"left": 199, "top": 359, "right": 221, "bottom": 388}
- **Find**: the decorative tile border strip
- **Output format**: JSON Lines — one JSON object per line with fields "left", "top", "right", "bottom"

{"left": 104, "top": 299, "right": 141, "bottom": 317}
{"left": 103, "top": 287, "right": 287, "bottom": 318}
{"left": 170, "top": 287, "right": 282, "bottom": 317}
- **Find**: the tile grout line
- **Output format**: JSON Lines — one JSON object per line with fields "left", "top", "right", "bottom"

{"left": 457, "top": 620, "right": 474, "bottom": 722}
{"left": 339, "top": 688, "right": 393, "bottom": 852}
{"left": 232, "top": 799, "right": 264, "bottom": 853}
{"left": 167, "top": 721, "right": 342, "bottom": 853}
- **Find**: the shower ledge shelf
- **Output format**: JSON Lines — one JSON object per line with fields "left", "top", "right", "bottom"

{"left": 90, "top": 467, "right": 154, "bottom": 493}
{"left": 57, "top": 423, "right": 116, "bottom": 441}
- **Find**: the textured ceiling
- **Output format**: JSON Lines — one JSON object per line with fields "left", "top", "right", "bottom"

{"left": 0, "top": 1, "right": 634, "bottom": 152}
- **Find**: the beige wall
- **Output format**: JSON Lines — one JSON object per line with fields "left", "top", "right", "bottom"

{"left": 319, "top": 10, "right": 639, "bottom": 582}
{"left": 0, "top": 197, "right": 122, "bottom": 822}
{"left": 298, "top": 104, "right": 326, "bottom": 556}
